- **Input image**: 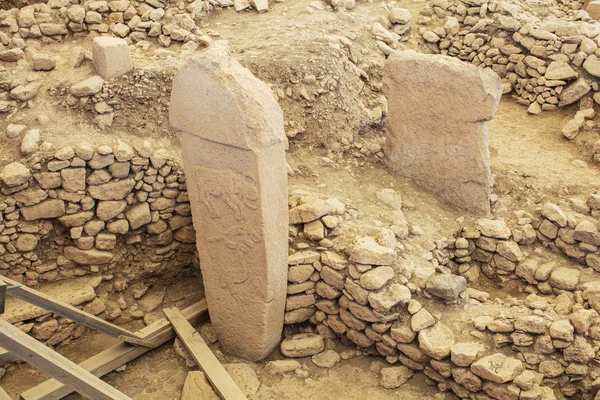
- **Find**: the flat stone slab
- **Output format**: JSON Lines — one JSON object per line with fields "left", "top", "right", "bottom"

{"left": 170, "top": 45, "right": 288, "bottom": 361}
{"left": 383, "top": 51, "right": 502, "bottom": 213}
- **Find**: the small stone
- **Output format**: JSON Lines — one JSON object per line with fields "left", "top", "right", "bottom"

{"left": 311, "top": 350, "right": 340, "bottom": 368}
{"left": 71, "top": 76, "right": 105, "bottom": 97}
{"left": 425, "top": 274, "right": 466, "bottom": 301}
{"left": 471, "top": 353, "right": 524, "bottom": 383}
{"left": 0, "top": 162, "right": 30, "bottom": 187}
{"left": 549, "top": 267, "right": 580, "bottom": 290}
{"left": 418, "top": 322, "right": 454, "bottom": 360}
{"left": 6, "top": 124, "right": 26, "bottom": 139}
{"left": 451, "top": 342, "right": 485, "bottom": 367}
{"left": 359, "top": 266, "right": 395, "bottom": 290}
{"left": 411, "top": 308, "right": 435, "bottom": 332}
{"left": 280, "top": 333, "right": 324, "bottom": 358}
{"left": 350, "top": 237, "right": 396, "bottom": 265}
{"left": 379, "top": 366, "right": 413, "bottom": 389}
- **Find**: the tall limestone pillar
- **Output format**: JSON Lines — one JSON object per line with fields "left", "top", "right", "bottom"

{"left": 169, "top": 45, "right": 288, "bottom": 361}
{"left": 383, "top": 51, "right": 503, "bottom": 214}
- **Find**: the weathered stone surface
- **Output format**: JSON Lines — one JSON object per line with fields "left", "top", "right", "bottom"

{"left": 559, "top": 78, "right": 591, "bottom": 107}
{"left": 181, "top": 371, "right": 219, "bottom": 400}
{"left": 380, "top": 366, "right": 413, "bottom": 388}
{"left": 311, "top": 350, "right": 340, "bottom": 368}
{"left": 359, "top": 266, "right": 395, "bottom": 290}
{"left": 280, "top": 333, "right": 324, "bottom": 357}
{"left": 96, "top": 200, "right": 127, "bottom": 221}
{"left": 223, "top": 363, "right": 260, "bottom": 396}
{"left": 92, "top": 37, "right": 133, "bottom": 80}
{"left": 418, "top": 322, "right": 455, "bottom": 360}
{"left": 368, "top": 283, "right": 411, "bottom": 312}
{"left": 70, "top": 76, "right": 105, "bottom": 97}
{"left": 425, "top": 274, "right": 466, "bottom": 301}
{"left": 349, "top": 237, "right": 396, "bottom": 265}
{"left": 170, "top": 46, "right": 288, "bottom": 361}
{"left": 88, "top": 179, "right": 135, "bottom": 200}
{"left": 64, "top": 246, "right": 113, "bottom": 265}
{"left": 1, "top": 162, "right": 30, "bottom": 187}
{"left": 383, "top": 51, "right": 502, "bottom": 213}
{"left": 471, "top": 353, "right": 524, "bottom": 383}
{"left": 20, "top": 199, "right": 66, "bottom": 221}
{"left": 125, "top": 203, "right": 151, "bottom": 229}
{"left": 549, "top": 267, "right": 580, "bottom": 290}
{"left": 451, "top": 342, "right": 485, "bottom": 367}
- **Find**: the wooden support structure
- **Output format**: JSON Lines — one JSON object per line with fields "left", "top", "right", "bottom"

{"left": 163, "top": 307, "right": 247, "bottom": 400}
{"left": 0, "top": 276, "right": 151, "bottom": 348}
{"left": 0, "top": 319, "right": 132, "bottom": 400}
{"left": 21, "top": 300, "right": 209, "bottom": 400}
{"left": 0, "top": 385, "right": 11, "bottom": 400}
{"left": 0, "top": 280, "right": 6, "bottom": 315}
{"left": 0, "top": 347, "right": 17, "bottom": 366}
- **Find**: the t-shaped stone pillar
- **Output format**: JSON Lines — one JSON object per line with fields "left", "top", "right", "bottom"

{"left": 383, "top": 51, "right": 503, "bottom": 214}
{"left": 169, "top": 45, "right": 288, "bottom": 361}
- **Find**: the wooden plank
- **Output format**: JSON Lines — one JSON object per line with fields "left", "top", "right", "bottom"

{"left": 0, "top": 281, "right": 6, "bottom": 315}
{"left": 0, "top": 319, "right": 132, "bottom": 400}
{"left": 163, "top": 307, "right": 247, "bottom": 400}
{"left": 0, "top": 276, "right": 151, "bottom": 348}
{"left": 0, "top": 385, "right": 11, "bottom": 400}
{"left": 0, "top": 347, "right": 18, "bottom": 366}
{"left": 21, "top": 300, "right": 209, "bottom": 400}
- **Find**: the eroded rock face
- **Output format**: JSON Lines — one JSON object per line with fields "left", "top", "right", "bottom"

{"left": 383, "top": 51, "right": 502, "bottom": 213}
{"left": 170, "top": 45, "right": 288, "bottom": 361}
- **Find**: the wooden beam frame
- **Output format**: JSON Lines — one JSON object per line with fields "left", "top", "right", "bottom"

{"left": 0, "top": 384, "right": 11, "bottom": 400}
{"left": 163, "top": 307, "right": 247, "bottom": 400}
{"left": 0, "top": 276, "right": 151, "bottom": 348}
{"left": 21, "top": 300, "right": 209, "bottom": 400}
{"left": 0, "top": 280, "right": 6, "bottom": 315}
{"left": 0, "top": 319, "right": 132, "bottom": 400}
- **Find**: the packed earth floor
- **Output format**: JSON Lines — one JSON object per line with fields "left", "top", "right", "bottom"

{"left": 3, "top": 0, "right": 600, "bottom": 398}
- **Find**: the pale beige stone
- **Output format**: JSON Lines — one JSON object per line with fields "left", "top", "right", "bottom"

{"left": 92, "top": 37, "right": 133, "bottom": 80}
{"left": 383, "top": 51, "right": 502, "bottom": 213}
{"left": 170, "top": 45, "right": 287, "bottom": 361}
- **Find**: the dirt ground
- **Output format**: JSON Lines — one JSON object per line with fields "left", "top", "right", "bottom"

{"left": 2, "top": 0, "right": 600, "bottom": 397}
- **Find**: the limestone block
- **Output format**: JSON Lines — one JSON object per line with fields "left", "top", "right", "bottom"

{"left": 169, "top": 45, "right": 288, "bottom": 361}
{"left": 383, "top": 51, "right": 502, "bottom": 213}
{"left": 92, "top": 37, "right": 133, "bottom": 80}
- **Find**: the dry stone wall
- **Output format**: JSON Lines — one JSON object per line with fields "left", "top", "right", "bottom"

{"left": 283, "top": 192, "right": 600, "bottom": 399}
{"left": 0, "top": 138, "right": 197, "bottom": 288}
{"left": 413, "top": 0, "right": 600, "bottom": 117}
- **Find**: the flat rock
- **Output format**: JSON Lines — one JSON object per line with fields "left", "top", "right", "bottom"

{"left": 311, "top": 350, "right": 340, "bottom": 368}
{"left": 280, "top": 333, "right": 324, "bottom": 358}
{"left": 477, "top": 219, "right": 511, "bottom": 239}
{"left": 350, "top": 237, "right": 396, "bottom": 265}
{"left": 425, "top": 274, "right": 466, "bottom": 301}
{"left": 359, "top": 266, "right": 395, "bottom": 290}
{"left": 70, "top": 76, "right": 105, "bottom": 97}
{"left": 64, "top": 246, "right": 113, "bottom": 265}
{"left": 368, "top": 283, "right": 411, "bottom": 312}
{"left": 20, "top": 199, "right": 66, "bottom": 221}
{"left": 88, "top": 179, "right": 135, "bottom": 200}
{"left": 471, "top": 353, "right": 524, "bottom": 383}
{"left": 380, "top": 366, "right": 413, "bottom": 388}
{"left": 418, "top": 322, "right": 455, "bottom": 360}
